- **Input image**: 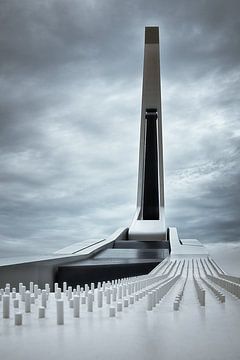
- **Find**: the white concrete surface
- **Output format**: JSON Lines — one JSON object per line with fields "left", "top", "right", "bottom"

{"left": 0, "top": 250, "right": 240, "bottom": 360}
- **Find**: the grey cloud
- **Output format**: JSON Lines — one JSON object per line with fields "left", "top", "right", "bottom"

{"left": 0, "top": 0, "right": 240, "bottom": 256}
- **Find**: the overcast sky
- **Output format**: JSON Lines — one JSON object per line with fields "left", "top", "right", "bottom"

{"left": 0, "top": 0, "right": 240, "bottom": 257}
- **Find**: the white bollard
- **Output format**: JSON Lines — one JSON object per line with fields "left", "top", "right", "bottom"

{"left": 45, "top": 283, "right": 50, "bottom": 294}
{"left": 3, "top": 295, "right": 10, "bottom": 318}
{"left": 54, "top": 283, "right": 58, "bottom": 294}
{"left": 41, "top": 290, "right": 47, "bottom": 308}
{"left": 118, "top": 285, "right": 123, "bottom": 299}
{"left": 68, "top": 286, "right": 72, "bottom": 300}
{"left": 21, "top": 286, "right": 26, "bottom": 301}
{"left": 106, "top": 288, "right": 111, "bottom": 304}
{"left": 123, "top": 298, "right": 129, "bottom": 307}
{"left": 31, "top": 295, "right": 35, "bottom": 304}
{"left": 56, "top": 288, "right": 61, "bottom": 300}
{"left": 85, "top": 284, "right": 89, "bottom": 297}
{"left": 38, "top": 306, "right": 45, "bottom": 318}
{"left": 109, "top": 306, "right": 116, "bottom": 317}
{"left": 63, "top": 282, "right": 67, "bottom": 293}
{"left": 117, "top": 302, "right": 123, "bottom": 312}
{"left": 147, "top": 292, "right": 153, "bottom": 311}
{"left": 81, "top": 296, "right": 86, "bottom": 305}
{"left": 15, "top": 312, "right": 23, "bottom": 326}
{"left": 130, "top": 295, "right": 134, "bottom": 304}
{"left": 173, "top": 301, "right": 179, "bottom": 311}
{"left": 112, "top": 287, "right": 117, "bottom": 302}
{"left": 34, "top": 284, "right": 38, "bottom": 299}
{"left": 97, "top": 290, "right": 103, "bottom": 308}
{"left": 73, "top": 296, "right": 80, "bottom": 318}
{"left": 5, "top": 287, "right": 10, "bottom": 295}
{"left": 19, "top": 283, "right": 23, "bottom": 296}
{"left": 12, "top": 291, "right": 17, "bottom": 299}
{"left": 56, "top": 300, "right": 64, "bottom": 325}
{"left": 29, "top": 282, "right": 34, "bottom": 293}
{"left": 25, "top": 291, "right": 31, "bottom": 313}
{"left": 87, "top": 292, "right": 93, "bottom": 312}
{"left": 69, "top": 299, "right": 74, "bottom": 308}
{"left": 13, "top": 299, "right": 19, "bottom": 308}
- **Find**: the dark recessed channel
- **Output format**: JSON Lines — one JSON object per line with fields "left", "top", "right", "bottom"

{"left": 142, "top": 109, "right": 159, "bottom": 220}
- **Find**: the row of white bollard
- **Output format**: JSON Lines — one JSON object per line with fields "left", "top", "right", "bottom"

{"left": 201, "top": 277, "right": 225, "bottom": 303}
{"left": 173, "top": 261, "right": 189, "bottom": 311}
{"left": 147, "top": 275, "right": 181, "bottom": 311}
{"left": 207, "top": 274, "right": 240, "bottom": 298}
{"left": 207, "top": 258, "right": 240, "bottom": 285}
{"left": 193, "top": 276, "right": 205, "bottom": 306}
{"left": 0, "top": 261, "right": 184, "bottom": 325}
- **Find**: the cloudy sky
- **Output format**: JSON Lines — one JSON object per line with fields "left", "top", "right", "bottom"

{"left": 0, "top": 0, "right": 240, "bottom": 260}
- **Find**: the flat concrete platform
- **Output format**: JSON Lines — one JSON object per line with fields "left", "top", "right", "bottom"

{"left": 1, "top": 259, "right": 240, "bottom": 360}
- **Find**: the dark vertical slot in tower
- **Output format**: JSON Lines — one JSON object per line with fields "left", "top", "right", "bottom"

{"left": 143, "top": 109, "right": 159, "bottom": 220}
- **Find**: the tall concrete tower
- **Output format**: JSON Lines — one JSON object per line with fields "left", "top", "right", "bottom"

{"left": 129, "top": 26, "right": 166, "bottom": 241}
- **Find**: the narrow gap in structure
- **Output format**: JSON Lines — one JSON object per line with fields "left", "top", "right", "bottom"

{"left": 143, "top": 108, "right": 159, "bottom": 220}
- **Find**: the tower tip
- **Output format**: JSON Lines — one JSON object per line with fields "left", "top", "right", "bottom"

{"left": 145, "top": 27, "right": 159, "bottom": 44}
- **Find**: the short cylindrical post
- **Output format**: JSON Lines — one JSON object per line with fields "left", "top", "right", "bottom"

{"left": 54, "top": 283, "right": 58, "bottom": 293}
{"left": 112, "top": 287, "right": 117, "bottom": 302}
{"left": 15, "top": 312, "right": 23, "bottom": 326}
{"left": 97, "top": 290, "right": 103, "bottom": 308}
{"left": 29, "top": 282, "right": 34, "bottom": 293}
{"left": 69, "top": 299, "right": 74, "bottom": 308}
{"left": 56, "top": 288, "right": 61, "bottom": 300}
{"left": 45, "top": 283, "right": 50, "bottom": 294}
{"left": 41, "top": 290, "right": 47, "bottom": 308}
{"left": 63, "top": 282, "right": 67, "bottom": 293}
{"left": 34, "top": 284, "right": 38, "bottom": 299}
{"left": 106, "top": 288, "right": 111, "bottom": 305}
{"left": 25, "top": 291, "right": 31, "bottom": 313}
{"left": 109, "top": 306, "right": 116, "bottom": 317}
{"left": 13, "top": 299, "right": 19, "bottom": 308}
{"left": 38, "top": 306, "right": 45, "bottom": 318}
{"left": 3, "top": 295, "right": 10, "bottom": 318}
{"left": 21, "top": 286, "right": 26, "bottom": 301}
{"left": 173, "top": 301, "right": 179, "bottom": 311}
{"left": 117, "top": 302, "right": 123, "bottom": 312}
{"left": 118, "top": 285, "right": 123, "bottom": 299}
{"left": 56, "top": 300, "right": 64, "bottom": 325}
{"left": 73, "top": 296, "right": 80, "bottom": 318}
{"left": 87, "top": 292, "right": 93, "bottom": 312}
{"left": 19, "top": 283, "right": 23, "bottom": 296}
{"left": 68, "top": 286, "right": 72, "bottom": 300}
{"left": 147, "top": 292, "right": 153, "bottom": 311}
